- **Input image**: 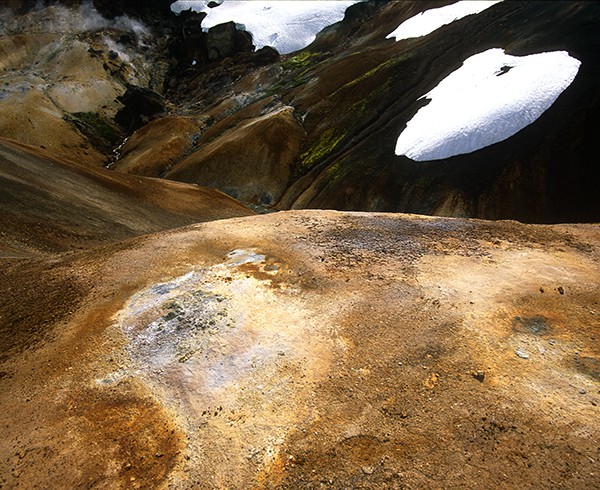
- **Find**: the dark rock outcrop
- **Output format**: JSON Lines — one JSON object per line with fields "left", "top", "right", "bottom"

{"left": 168, "top": 9, "right": 208, "bottom": 68}
{"left": 166, "top": 10, "right": 256, "bottom": 73}
{"left": 115, "top": 85, "right": 166, "bottom": 133}
{"left": 92, "top": 0, "right": 173, "bottom": 22}
{"left": 207, "top": 21, "right": 254, "bottom": 62}
{"left": 250, "top": 46, "right": 280, "bottom": 66}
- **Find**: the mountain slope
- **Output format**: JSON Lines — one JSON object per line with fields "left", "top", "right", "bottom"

{"left": 139, "top": 0, "right": 600, "bottom": 222}
{"left": 2, "top": 1, "right": 598, "bottom": 222}
{"left": 0, "top": 138, "right": 253, "bottom": 257}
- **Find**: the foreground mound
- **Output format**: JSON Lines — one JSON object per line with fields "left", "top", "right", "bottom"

{"left": 1, "top": 211, "right": 597, "bottom": 488}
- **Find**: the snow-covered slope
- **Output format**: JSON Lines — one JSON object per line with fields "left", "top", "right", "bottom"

{"left": 387, "top": 1, "right": 502, "bottom": 41}
{"left": 395, "top": 48, "right": 581, "bottom": 161}
{"left": 170, "top": 0, "right": 360, "bottom": 54}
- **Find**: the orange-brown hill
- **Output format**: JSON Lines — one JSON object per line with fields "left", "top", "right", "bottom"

{"left": 0, "top": 138, "right": 253, "bottom": 258}
{"left": 1, "top": 210, "right": 598, "bottom": 488}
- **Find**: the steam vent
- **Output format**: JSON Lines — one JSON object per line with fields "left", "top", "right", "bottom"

{"left": 1, "top": 1, "right": 599, "bottom": 488}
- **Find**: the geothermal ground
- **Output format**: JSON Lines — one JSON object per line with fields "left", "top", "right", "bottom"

{"left": 1, "top": 211, "right": 598, "bottom": 488}
{"left": 0, "top": 1, "right": 598, "bottom": 489}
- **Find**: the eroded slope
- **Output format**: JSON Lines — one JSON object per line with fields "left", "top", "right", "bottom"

{"left": 0, "top": 138, "right": 253, "bottom": 257}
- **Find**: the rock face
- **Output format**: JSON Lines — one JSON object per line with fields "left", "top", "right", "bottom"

{"left": 115, "top": 84, "right": 166, "bottom": 132}
{"left": 1, "top": 210, "right": 598, "bottom": 488}
{"left": 206, "top": 21, "right": 253, "bottom": 61}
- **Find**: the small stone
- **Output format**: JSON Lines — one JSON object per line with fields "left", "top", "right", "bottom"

{"left": 549, "top": 339, "right": 556, "bottom": 346}
{"left": 424, "top": 372, "right": 439, "bottom": 388}
{"left": 473, "top": 371, "right": 485, "bottom": 382}
{"left": 515, "top": 350, "right": 529, "bottom": 359}
{"left": 362, "top": 466, "right": 374, "bottom": 475}
{"left": 557, "top": 286, "right": 565, "bottom": 295}
{"left": 579, "top": 389, "right": 587, "bottom": 395}
{"left": 539, "top": 287, "right": 544, "bottom": 293}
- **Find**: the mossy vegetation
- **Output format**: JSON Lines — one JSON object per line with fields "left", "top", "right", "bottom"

{"left": 282, "top": 51, "right": 318, "bottom": 70}
{"left": 331, "top": 56, "right": 402, "bottom": 99}
{"left": 265, "top": 53, "right": 324, "bottom": 98}
{"left": 324, "top": 159, "right": 347, "bottom": 184}
{"left": 65, "top": 111, "right": 122, "bottom": 152}
{"left": 294, "top": 128, "right": 345, "bottom": 179}
{"left": 264, "top": 76, "right": 306, "bottom": 97}
{"left": 76, "top": 112, "right": 121, "bottom": 144}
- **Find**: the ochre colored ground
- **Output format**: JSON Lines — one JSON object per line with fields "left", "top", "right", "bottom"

{"left": 1, "top": 211, "right": 598, "bottom": 488}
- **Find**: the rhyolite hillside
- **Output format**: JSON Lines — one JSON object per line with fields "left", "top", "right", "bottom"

{"left": 1, "top": 210, "right": 599, "bottom": 489}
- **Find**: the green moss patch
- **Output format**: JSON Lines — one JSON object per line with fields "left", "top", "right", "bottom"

{"left": 331, "top": 57, "right": 401, "bottom": 99}
{"left": 65, "top": 111, "right": 122, "bottom": 152}
{"left": 282, "top": 51, "right": 318, "bottom": 70}
{"left": 294, "top": 128, "right": 345, "bottom": 179}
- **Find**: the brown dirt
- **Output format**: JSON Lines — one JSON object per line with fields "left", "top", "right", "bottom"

{"left": 113, "top": 116, "right": 202, "bottom": 177}
{"left": 0, "top": 211, "right": 597, "bottom": 488}
{"left": 0, "top": 138, "right": 254, "bottom": 257}
{"left": 166, "top": 106, "right": 306, "bottom": 206}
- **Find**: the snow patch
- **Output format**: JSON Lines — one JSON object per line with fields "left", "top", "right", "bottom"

{"left": 395, "top": 48, "right": 581, "bottom": 161}
{"left": 170, "top": 0, "right": 360, "bottom": 54}
{"left": 387, "top": 1, "right": 502, "bottom": 41}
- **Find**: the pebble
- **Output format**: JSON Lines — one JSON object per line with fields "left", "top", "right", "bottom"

{"left": 362, "top": 466, "right": 374, "bottom": 475}
{"left": 515, "top": 350, "right": 529, "bottom": 359}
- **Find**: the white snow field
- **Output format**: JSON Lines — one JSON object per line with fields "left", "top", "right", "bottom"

{"left": 387, "top": 1, "right": 502, "bottom": 41}
{"left": 395, "top": 48, "right": 581, "bottom": 161}
{"left": 170, "top": 0, "right": 360, "bottom": 54}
